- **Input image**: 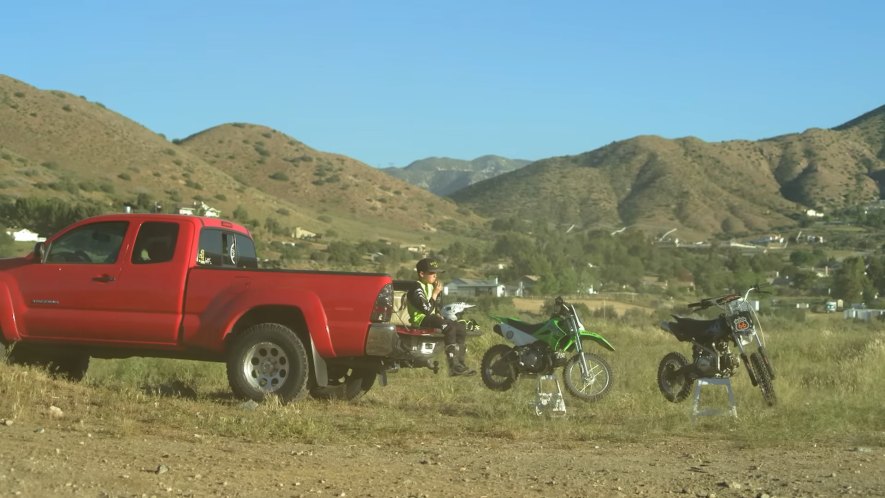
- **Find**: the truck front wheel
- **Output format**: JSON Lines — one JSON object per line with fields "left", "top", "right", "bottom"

{"left": 6, "top": 344, "right": 90, "bottom": 382}
{"left": 226, "top": 323, "right": 309, "bottom": 403}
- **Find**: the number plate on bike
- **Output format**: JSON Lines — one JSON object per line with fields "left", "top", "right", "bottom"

{"left": 732, "top": 312, "right": 754, "bottom": 334}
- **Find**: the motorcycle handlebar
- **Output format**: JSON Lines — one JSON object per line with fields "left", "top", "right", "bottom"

{"left": 688, "top": 285, "right": 770, "bottom": 309}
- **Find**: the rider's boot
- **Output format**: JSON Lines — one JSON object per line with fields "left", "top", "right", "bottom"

{"left": 456, "top": 344, "right": 476, "bottom": 376}
{"left": 445, "top": 344, "right": 470, "bottom": 376}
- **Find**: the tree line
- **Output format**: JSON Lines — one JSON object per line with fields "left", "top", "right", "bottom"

{"left": 2, "top": 196, "right": 882, "bottom": 306}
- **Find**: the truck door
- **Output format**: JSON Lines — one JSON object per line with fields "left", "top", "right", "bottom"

{"left": 17, "top": 220, "right": 188, "bottom": 346}
{"left": 17, "top": 220, "right": 130, "bottom": 342}
{"left": 109, "top": 220, "right": 189, "bottom": 344}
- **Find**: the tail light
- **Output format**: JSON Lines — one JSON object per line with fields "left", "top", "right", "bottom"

{"left": 371, "top": 283, "right": 393, "bottom": 323}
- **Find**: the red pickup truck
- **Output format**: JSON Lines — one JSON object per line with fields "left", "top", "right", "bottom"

{"left": 0, "top": 213, "right": 401, "bottom": 402}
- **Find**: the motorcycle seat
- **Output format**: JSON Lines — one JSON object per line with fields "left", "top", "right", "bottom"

{"left": 502, "top": 318, "right": 547, "bottom": 335}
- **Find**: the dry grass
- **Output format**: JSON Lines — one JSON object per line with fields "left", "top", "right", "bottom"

{"left": 2, "top": 310, "right": 883, "bottom": 449}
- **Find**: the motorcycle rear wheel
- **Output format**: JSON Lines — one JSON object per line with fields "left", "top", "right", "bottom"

{"left": 657, "top": 352, "right": 692, "bottom": 403}
{"left": 562, "top": 352, "right": 613, "bottom": 403}
{"left": 750, "top": 352, "right": 776, "bottom": 406}
{"left": 480, "top": 344, "right": 518, "bottom": 391}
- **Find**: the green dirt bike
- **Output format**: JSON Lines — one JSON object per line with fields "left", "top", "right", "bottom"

{"left": 481, "top": 297, "right": 615, "bottom": 403}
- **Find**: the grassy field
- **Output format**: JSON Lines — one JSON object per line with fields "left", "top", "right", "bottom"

{"left": 1, "top": 308, "right": 883, "bottom": 449}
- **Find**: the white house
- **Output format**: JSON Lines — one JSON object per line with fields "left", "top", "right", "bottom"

{"left": 294, "top": 227, "right": 317, "bottom": 240}
{"left": 178, "top": 201, "right": 221, "bottom": 218}
{"left": 446, "top": 277, "right": 506, "bottom": 298}
{"left": 6, "top": 228, "right": 45, "bottom": 242}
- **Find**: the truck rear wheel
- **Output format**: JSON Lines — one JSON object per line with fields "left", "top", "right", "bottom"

{"left": 309, "top": 366, "right": 376, "bottom": 401}
{"left": 226, "top": 323, "right": 309, "bottom": 403}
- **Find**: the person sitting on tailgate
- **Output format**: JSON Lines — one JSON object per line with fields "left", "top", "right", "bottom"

{"left": 406, "top": 258, "right": 475, "bottom": 376}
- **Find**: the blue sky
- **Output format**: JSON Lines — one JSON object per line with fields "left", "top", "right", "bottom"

{"left": 3, "top": 1, "right": 883, "bottom": 167}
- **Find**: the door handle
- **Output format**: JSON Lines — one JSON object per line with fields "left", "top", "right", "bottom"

{"left": 94, "top": 274, "right": 116, "bottom": 282}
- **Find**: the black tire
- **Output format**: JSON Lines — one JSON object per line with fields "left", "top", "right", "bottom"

{"left": 310, "top": 366, "right": 376, "bottom": 402}
{"left": 759, "top": 346, "right": 776, "bottom": 380}
{"left": 750, "top": 352, "right": 777, "bottom": 406}
{"left": 226, "top": 323, "right": 310, "bottom": 403}
{"left": 562, "top": 352, "right": 613, "bottom": 403}
{"left": 7, "top": 344, "right": 90, "bottom": 382}
{"left": 480, "top": 344, "right": 518, "bottom": 391}
{"left": 658, "top": 352, "right": 692, "bottom": 403}
{"left": 47, "top": 355, "right": 90, "bottom": 381}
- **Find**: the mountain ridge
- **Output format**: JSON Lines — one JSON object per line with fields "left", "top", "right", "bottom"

{"left": 383, "top": 155, "right": 531, "bottom": 196}
{"left": 3, "top": 73, "right": 883, "bottom": 244}
{"left": 451, "top": 109, "right": 885, "bottom": 240}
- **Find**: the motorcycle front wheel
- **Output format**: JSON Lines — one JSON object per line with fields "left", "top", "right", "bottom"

{"left": 480, "top": 344, "right": 518, "bottom": 391}
{"left": 657, "top": 352, "right": 692, "bottom": 403}
{"left": 750, "top": 352, "right": 777, "bottom": 406}
{"left": 562, "top": 352, "right": 613, "bottom": 403}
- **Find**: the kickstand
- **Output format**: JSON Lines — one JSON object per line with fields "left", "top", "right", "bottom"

{"left": 534, "top": 374, "right": 567, "bottom": 417}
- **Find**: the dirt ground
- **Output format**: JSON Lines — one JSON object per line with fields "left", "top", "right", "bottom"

{"left": 1, "top": 419, "right": 882, "bottom": 497}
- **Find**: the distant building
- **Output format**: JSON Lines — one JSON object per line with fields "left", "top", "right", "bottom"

{"left": 294, "top": 227, "right": 317, "bottom": 240}
{"left": 178, "top": 201, "right": 221, "bottom": 218}
{"left": 843, "top": 308, "right": 885, "bottom": 321}
{"left": 446, "top": 277, "right": 506, "bottom": 298}
{"left": 805, "top": 209, "right": 825, "bottom": 218}
{"left": 749, "top": 234, "right": 785, "bottom": 246}
{"left": 6, "top": 228, "right": 45, "bottom": 242}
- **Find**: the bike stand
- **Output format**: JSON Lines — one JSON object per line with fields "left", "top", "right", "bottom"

{"left": 691, "top": 377, "right": 737, "bottom": 422}
{"left": 534, "top": 374, "right": 567, "bottom": 417}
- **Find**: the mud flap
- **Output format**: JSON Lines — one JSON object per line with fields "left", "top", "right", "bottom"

{"left": 311, "top": 340, "right": 328, "bottom": 387}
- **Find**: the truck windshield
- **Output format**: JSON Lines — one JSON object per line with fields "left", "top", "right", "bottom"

{"left": 45, "top": 221, "right": 128, "bottom": 264}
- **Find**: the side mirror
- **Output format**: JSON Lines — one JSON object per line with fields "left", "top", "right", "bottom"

{"left": 34, "top": 242, "right": 46, "bottom": 262}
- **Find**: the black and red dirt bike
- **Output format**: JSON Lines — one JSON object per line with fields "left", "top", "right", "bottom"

{"left": 657, "top": 285, "right": 777, "bottom": 406}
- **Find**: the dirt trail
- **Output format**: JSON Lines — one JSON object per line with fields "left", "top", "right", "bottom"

{"left": 1, "top": 419, "right": 881, "bottom": 497}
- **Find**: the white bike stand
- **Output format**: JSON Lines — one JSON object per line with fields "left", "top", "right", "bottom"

{"left": 535, "top": 374, "right": 567, "bottom": 417}
{"left": 691, "top": 377, "right": 737, "bottom": 422}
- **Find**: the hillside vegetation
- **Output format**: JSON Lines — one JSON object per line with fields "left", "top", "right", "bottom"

{"left": 2, "top": 73, "right": 884, "bottom": 283}
{"left": 452, "top": 107, "right": 885, "bottom": 241}
{"left": 0, "top": 75, "right": 481, "bottom": 248}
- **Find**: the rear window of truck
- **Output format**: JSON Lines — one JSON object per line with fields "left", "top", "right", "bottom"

{"left": 132, "top": 222, "right": 180, "bottom": 264}
{"left": 196, "top": 228, "right": 258, "bottom": 269}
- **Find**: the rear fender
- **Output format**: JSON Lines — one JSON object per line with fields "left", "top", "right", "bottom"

{"left": 185, "top": 288, "right": 334, "bottom": 358}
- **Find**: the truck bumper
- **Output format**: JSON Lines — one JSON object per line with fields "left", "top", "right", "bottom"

{"left": 365, "top": 323, "right": 397, "bottom": 356}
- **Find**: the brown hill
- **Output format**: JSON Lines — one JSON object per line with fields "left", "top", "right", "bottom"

{"left": 177, "top": 124, "right": 475, "bottom": 234}
{"left": 0, "top": 75, "right": 478, "bottom": 247}
{"left": 452, "top": 107, "right": 885, "bottom": 240}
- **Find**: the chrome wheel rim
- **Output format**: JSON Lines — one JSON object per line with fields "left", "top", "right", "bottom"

{"left": 242, "top": 341, "right": 289, "bottom": 393}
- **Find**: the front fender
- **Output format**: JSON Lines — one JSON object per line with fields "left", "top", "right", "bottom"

{"left": 0, "top": 281, "right": 22, "bottom": 343}
{"left": 560, "top": 330, "right": 615, "bottom": 352}
{"left": 580, "top": 330, "right": 615, "bottom": 351}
